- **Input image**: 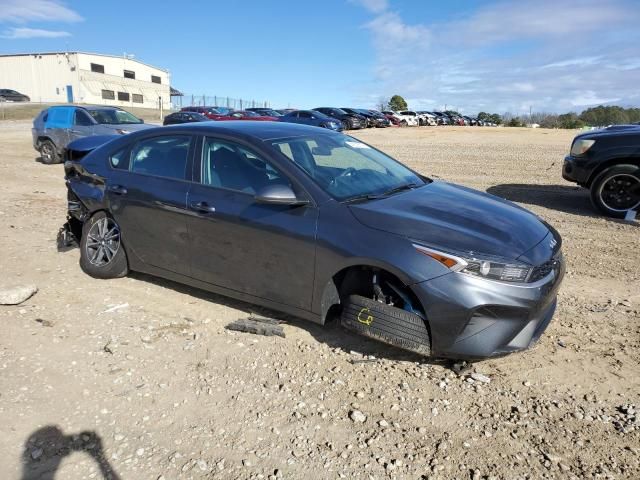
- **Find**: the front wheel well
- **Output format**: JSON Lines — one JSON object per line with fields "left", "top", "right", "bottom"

{"left": 587, "top": 157, "right": 640, "bottom": 187}
{"left": 36, "top": 136, "right": 53, "bottom": 146}
{"left": 322, "top": 265, "right": 427, "bottom": 323}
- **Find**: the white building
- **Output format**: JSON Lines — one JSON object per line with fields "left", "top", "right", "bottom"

{"left": 0, "top": 51, "right": 170, "bottom": 109}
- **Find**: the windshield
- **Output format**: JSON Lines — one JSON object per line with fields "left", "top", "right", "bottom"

{"left": 309, "top": 111, "right": 331, "bottom": 119}
{"left": 213, "top": 106, "right": 232, "bottom": 115}
{"left": 87, "top": 109, "right": 142, "bottom": 125}
{"left": 270, "top": 133, "right": 426, "bottom": 201}
{"left": 258, "top": 109, "right": 282, "bottom": 116}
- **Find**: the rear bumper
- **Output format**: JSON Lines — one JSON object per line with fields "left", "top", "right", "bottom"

{"left": 411, "top": 252, "right": 565, "bottom": 359}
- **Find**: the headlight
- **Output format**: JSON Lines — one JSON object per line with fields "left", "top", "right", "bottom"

{"left": 570, "top": 139, "right": 595, "bottom": 156}
{"left": 460, "top": 258, "right": 531, "bottom": 282}
{"left": 413, "top": 245, "right": 532, "bottom": 283}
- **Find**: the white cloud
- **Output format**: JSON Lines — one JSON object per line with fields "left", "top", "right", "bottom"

{"left": 449, "top": 0, "right": 630, "bottom": 44}
{"left": 541, "top": 57, "right": 603, "bottom": 69}
{"left": 0, "top": 0, "right": 82, "bottom": 23}
{"left": 1, "top": 27, "right": 71, "bottom": 39}
{"left": 366, "top": 12, "right": 429, "bottom": 46}
{"left": 512, "top": 83, "right": 535, "bottom": 93}
{"left": 349, "top": 0, "right": 388, "bottom": 14}
{"left": 570, "top": 91, "right": 621, "bottom": 107}
{"left": 351, "top": 0, "right": 640, "bottom": 113}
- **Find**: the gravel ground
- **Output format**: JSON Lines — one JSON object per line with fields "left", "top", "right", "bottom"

{"left": 0, "top": 121, "right": 638, "bottom": 480}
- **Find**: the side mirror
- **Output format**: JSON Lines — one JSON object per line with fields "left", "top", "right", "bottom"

{"left": 139, "top": 119, "right": 145, "bottom": 123}
{"left": 255, "top": 184, "right": 308, "bottom": 206}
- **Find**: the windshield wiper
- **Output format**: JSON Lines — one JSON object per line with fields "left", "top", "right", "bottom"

{"left": 379, "top": 182, "right": 420, "bottom": 197}
{"left": 342, "top": 183, "right": 420, "bottom": 204}
{"left": 342, "top": 193, "right": 382, "bottom": 204}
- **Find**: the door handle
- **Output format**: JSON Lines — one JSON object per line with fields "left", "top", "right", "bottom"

{"left": 70, "top": 130, "right": 82, "bottom": 134}
{"left": 189, "top": 201, "right": 216, "bottom": 213}
{"left": 108, "top": 185, "right": 128, "bottom": 195}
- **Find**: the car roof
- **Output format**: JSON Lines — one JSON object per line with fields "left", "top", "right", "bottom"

{"left": 47, "top": 105, "right": 125, "bottom": 112}
{"left": 161, "top": 120, "right": 341, "bottom": 140}
{"left": 80, "top": 105, "right": 125, "bottom": 111}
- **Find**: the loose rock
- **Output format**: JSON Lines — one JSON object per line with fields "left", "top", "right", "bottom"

{"left": 0, "top": 285, "right": 37, "bottom": 305}
{"left": 349, "top": 410, "right": 366, "bottom": 423}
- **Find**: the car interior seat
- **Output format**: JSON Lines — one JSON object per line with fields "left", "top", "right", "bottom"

{"left": 211, "top": 146, "right": 268, "bottom": 194}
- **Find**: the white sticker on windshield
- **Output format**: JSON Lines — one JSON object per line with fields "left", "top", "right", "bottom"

{"left": 345, "top": 141, "right": 371, "bottom": 149}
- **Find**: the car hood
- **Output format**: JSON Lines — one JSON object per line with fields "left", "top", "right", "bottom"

{"left": 573, "top": 125, "right": 640, "bottom": 140}
{"left": 348, "top": 181, "right": 550, "bottom": 261}
{"left": 101, "top": 123, "right": 154, "bottom": 132}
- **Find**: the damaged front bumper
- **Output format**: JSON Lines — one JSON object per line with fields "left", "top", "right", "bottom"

{"left": 412, "top": 252, "right": 565, "bottom": 360}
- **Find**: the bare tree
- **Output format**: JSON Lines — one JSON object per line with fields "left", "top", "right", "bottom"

{"left": 376, "top": 96, "right": 389, "bottom": 111}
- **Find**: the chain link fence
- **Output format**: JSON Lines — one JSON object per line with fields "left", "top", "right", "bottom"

{"left": 171, "top": 93, "right": 272, "bottom": 111}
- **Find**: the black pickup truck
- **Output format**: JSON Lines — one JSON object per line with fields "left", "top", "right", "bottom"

{"left": 563, "top": 125, "right": 640, "bottom": 218}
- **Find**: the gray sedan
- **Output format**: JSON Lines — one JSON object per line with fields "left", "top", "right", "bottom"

{"left": 63, "top": 121, "right": 565, "bottom": 360}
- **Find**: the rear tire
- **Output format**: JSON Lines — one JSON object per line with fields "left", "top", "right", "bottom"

{"left": 80, "top": 212, "right": 129, "bottom": 279}
{"left": 590, "top": 164, "right": 640, "bottom": 218}
{"left": 341, "top": 295, "right": 431, "bottom": 356}
{"left": 39, "top": 139, "right": 60, "bottom": 164}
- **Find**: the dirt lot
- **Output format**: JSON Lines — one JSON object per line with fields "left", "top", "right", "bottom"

{"left": 0, "top": 121, "right": 638, "bottom": 480}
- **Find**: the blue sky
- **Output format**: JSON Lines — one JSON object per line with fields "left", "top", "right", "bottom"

{"left": 2, "top": 0, "right": 639, "bottom": 114}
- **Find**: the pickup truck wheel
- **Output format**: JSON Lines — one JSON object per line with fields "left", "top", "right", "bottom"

{"left": 590, "top": 164, "right": 640, "bottom": 218}
{"left": 80, "top": 212, "right": 129, "bottom": 279}
{"left": 39, "top": 139, "right": 60, "bottom": 164}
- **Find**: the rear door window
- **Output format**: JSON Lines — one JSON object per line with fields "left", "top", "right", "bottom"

{"left": 44, "top": 107, "right": 75, "bottom": 129}
{"left": 129, "top": 135, "right": 192, "bottom": 180}
{"left": 110, "top": 148, "right": 130, "bottom": 170}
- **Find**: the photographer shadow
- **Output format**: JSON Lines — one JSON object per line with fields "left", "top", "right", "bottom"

{"left": 21, "top": 426, "right": 120, "bottom": 480}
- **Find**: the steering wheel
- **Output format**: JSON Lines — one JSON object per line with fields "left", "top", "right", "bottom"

{"left": 329, "top": 167, "right": 357, "bottom": 189}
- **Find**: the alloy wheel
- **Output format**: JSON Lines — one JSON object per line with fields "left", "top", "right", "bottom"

{"left": 599, "top": 173, "right": 640, "bottom": 212}
{"left": 85, "top": 217, "right": 121, "bottom": 267}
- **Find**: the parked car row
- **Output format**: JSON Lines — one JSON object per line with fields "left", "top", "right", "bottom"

{"left": 391, "top": 110, "right": 497, "bottom": 127}
{"left": 32, "top": 103, "right": 496, "bottom": 165}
